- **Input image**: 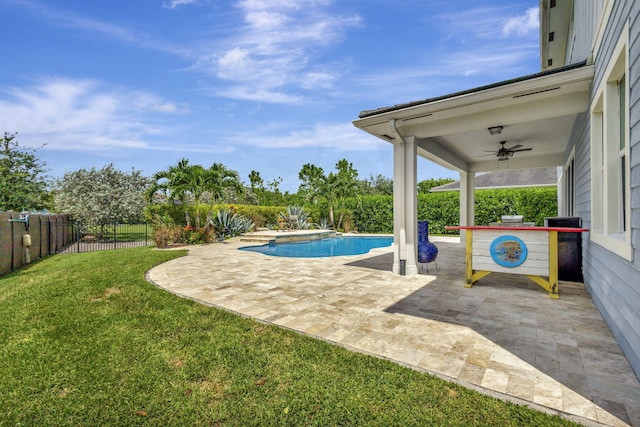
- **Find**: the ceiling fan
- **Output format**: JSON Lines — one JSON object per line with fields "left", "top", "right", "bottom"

{"left": 485, "top": 141, "right": 533, "bottom": 160}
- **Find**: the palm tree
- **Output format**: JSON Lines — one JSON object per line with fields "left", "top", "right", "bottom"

{"left": 297, "top": 159, "right": 358, "bottom": 229}
{"left": 204, "top": 163, "right": 244, "bottom": 228}
{"left": 149, "top": 160, "right": 243, "bottom": 231}
{"left": 147, "top": 158, "right": 193, "bottom": 226}
{"left": 183, "top": 164, "right": 208, "bottom": 230}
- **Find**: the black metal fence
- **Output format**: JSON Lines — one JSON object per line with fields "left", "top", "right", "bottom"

{"left": 1, "top": 211, "right": 151, "bottom": 276}
{"left": 59, "top": 222, "right": 151, "bottom": 254}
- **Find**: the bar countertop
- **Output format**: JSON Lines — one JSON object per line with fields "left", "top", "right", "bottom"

{"left": 445, "top": 225, "right": 589, "bottom": 232}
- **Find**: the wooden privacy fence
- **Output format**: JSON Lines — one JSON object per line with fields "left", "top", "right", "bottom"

{"left": 0, "top": 211, "right": 74, "bottom": 276}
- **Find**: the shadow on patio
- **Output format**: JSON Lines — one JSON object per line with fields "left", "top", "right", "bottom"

{"left": 348, "top": 239, "right": 640, "bottom": 426}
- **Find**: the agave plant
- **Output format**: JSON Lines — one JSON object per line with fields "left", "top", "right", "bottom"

{"left": 314, "top": 217, "right": 333, "bottom": 230}
{"left": 211, "top": 209, "right": 255, "bottom": 239}
{"left": 278, "top": 206, "right": 310, "bottom": 230}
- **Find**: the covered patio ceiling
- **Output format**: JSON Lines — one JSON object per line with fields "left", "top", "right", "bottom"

{"left": 353, "top": 62, "right": 594, "bottom": 173}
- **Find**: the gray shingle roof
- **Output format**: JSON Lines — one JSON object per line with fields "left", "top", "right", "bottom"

{"left": 430, "top": 167, "right": 558, "bottom": 191}
{"left": 358, "top": 61, "right": 588, "bottom": 119}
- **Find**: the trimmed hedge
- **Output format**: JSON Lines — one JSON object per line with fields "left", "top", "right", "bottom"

{"left": 348, "top": 187, "right": 557, "bottom": 234}
{"left": 144, "top": 187, "right": 558, "bottom": 234}
{"left": 346, "top": 196, "right": 393, "bottom": 233}
{"left": 145, "top": 203, "right": 289, "bottom": 229}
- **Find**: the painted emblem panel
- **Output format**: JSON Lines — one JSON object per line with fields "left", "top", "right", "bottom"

{"left": 490, "top": 235, "right": 528, "bottom": 268}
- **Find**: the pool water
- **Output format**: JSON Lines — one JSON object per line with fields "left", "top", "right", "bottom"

{"left": 239, "top": 236, "right": 393, "bottom": 258}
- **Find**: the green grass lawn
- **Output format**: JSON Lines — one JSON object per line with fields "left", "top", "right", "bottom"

{"left": 0, "top": 247, "right": 577, "bottom": 426}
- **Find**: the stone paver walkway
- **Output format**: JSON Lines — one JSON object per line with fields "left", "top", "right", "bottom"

{"left": 147, "top": 235, "right": 640, "bottom": 426}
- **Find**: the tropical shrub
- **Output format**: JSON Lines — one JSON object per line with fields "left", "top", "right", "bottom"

{"left": 515, "top": 188, "right": 558, "bottom": 226}
{"left": 314, "top": 217, "right": 333, "bottom": 230}
{"left": 347, "top": 195, "right": 393, "bottom": 233}
{"left": 211, "top": 209, "right": 255, "bottom": 239}
{"left": 233, "top": 205, "right": 283, "bottom": 229}
{"left": 278, "top": 206, "right": 310, "bottom": 230}
{"left": 147, "top": 187, "right": 557, "bottom": 236}
{"left": 152, "top": 225, "right": 182, "bottom": 248}
{"left": 145, "top": 203, "right": 285, "bottom": 230}
{"left": 54, "top": 164, "right": 150, "bottom": 225}
{"left": 418, "top": 192, "right": 461, "bottom": 234}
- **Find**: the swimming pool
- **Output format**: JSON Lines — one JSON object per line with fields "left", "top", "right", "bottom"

{"left": 239, "top": 236, "right": 393, "bottom": 258}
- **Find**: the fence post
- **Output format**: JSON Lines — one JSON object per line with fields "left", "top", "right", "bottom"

{"left": 0, "top": 211, "right": 13, "bottom": 275}
{"left": 113, "top": 221, "right": 117, "bottom": 250}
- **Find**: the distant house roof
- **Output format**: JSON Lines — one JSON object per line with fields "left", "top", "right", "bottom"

{"left": 430, "top": 167, "right": 558, "bottom": 192}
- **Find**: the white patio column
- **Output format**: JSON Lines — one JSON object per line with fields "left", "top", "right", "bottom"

{"left": 392, "top": 138, "right": 404, "bottom": 274}
{"left": 459, "top": 171, "right": 475, "bottom": 244}
{"left": 392, "top": 134, "right": 418, "bottom": 275}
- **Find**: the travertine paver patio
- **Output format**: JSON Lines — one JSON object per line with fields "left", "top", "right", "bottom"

{"left": 147, "top": 234, "right": 640, "bottom": 426}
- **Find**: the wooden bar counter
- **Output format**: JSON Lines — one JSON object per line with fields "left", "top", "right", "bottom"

{"left": 445, "top": 226, "right": 589, "bottom": 298}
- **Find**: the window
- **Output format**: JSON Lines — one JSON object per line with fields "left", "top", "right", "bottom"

{"left": 563, "top": 155, "right": 575, "bottom": 217}
{"left": 590, "top": 25, "right": 631, "bottom": 260}
{"left": 618, "top": 75, "right": 626, "bottom": 232}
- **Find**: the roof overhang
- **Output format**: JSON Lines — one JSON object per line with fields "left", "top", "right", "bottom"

{"left": 352, "top": 62, "right": 594, "bottom": 174}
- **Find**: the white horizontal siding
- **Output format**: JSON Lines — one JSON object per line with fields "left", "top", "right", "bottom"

{"left": 568, "top": 0, "right": 606, "bottom": 64}
{"left": 575, "top": 0, "right": 640, "bottom": 378}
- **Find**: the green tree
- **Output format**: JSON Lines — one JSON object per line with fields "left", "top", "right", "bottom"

{"left": 298, "top": 164, "right": 325, "bottom": 203}
{"left": 417, "top": 177, "right": 456, "bottom": 193}
{"left": 248, "top": 170, "right": 264, "bottom": 192}
{"left": 147, "top": 158, "right": 194, "bottom": 226}
{"left": 148, "top": 159, "right": 243, "bottom": 230}
{"left": 54, "top": 164, "right": 150, "bottom": 225}
{"left": 248, "top": 170, "right": 264, "bottom": 204}
{"left": 332, "top": 159, "right": 359, "bottom": 229}
{"left": 358, "top": 174, "right": 393, "bottom": 195}
{"left": 0, "top": 132, "right": 49, "bottom": 211}
{"left": 297, "top": 159, "right": 359, "bottom": 228}
{"left": 203, "top": 163, "right": 244, "bottom": 227}
{"left": 183, "top": 164, "right": 209, "bottom": 231}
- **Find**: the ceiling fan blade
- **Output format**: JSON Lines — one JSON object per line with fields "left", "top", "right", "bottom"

{"left": 506, "top": 144, "right": 522, "bottom": 151}
{"left": 512, "top": 147, "right": 532, "bottom": 152}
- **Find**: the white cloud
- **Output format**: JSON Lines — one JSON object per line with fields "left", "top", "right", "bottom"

{"left": 216, "top": 86, "right": 303, "bottom": 103}
{"left": 301, "top": 70, "right": 338, "bottom": 90}
{"left": 198, "top": 0, "right": 361, "bottom": 103}
{"left": 0, "top": 78, "right": 187, "bottom": 152}
{"left": 164, "top": 0, "right": 197, "bottom": 9}
{"left": 132, "top": 94, "right": 189, "bottom": 114}
{"left": 216, "top": 47, "right": 253, "bottom": 79}
{"left": 12, "top": 0, "right": 358, "bottom": 105}
{"left": 502, "top": 7, "right": 539, "bottom": 37}
{"left": 351, "top": 6, "right": 541, "bottom": 104}
{"left": 228, "top": 122, "right": 387, "bottom": 151}
{"left": 244, "top": 10, "right": 289, "bottom": 28}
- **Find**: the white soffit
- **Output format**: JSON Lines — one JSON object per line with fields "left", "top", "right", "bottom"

{"left": 353, "top": 64, "right": 594, "bottom": 173}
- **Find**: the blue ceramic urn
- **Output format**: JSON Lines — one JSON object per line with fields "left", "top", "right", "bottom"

{"left": 417, "top": 220, "right": 438, "bottom": 263}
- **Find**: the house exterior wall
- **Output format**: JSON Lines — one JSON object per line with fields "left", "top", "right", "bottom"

{"left": 567, "top": 0, "right": 606, "bottom": 65}
{"left": 571, "top": 0, "right": 640, "bottom": 378}
{"left": 568, "top": 112, "right": 590, "bottom": 218}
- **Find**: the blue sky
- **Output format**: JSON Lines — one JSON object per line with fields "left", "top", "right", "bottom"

{"left": 0, "top": 0, "right": 540, "bottom": 192}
